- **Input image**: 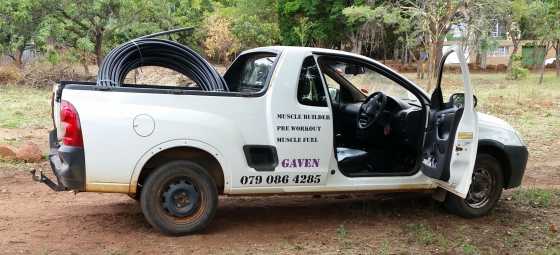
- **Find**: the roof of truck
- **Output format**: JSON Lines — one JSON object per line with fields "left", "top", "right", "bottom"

{"left": 244, "top": 46, "right": 431, "bottom": 101}
{"left": 245, "top": 46, "right": 366, "bottom": 59}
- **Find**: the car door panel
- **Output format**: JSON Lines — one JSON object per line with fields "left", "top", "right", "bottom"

{"left": 421, "top": 46, "right": 478, "bottom": 198}
{"left": 423, "top": 107, "right": 463, "bottom": 181}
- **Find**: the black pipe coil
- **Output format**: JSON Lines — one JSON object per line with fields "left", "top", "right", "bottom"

{"left": 96, "top": 38, "right": 228, "bottom": 91}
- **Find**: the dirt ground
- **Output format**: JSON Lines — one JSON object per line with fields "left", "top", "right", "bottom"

{"left": 0, "top": 129, "right": 559, "bottom": 255}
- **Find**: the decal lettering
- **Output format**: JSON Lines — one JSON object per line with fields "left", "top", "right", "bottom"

{"left": 280, "top": 158, "right": 320, "bottom": 168}
{"left": 276, "top": 137, "right": 318, "bottom": 143}
{"left": 239, "top": 174, "right": 322, "bottom": 186}
{"left": 274, "top": 112, "right": 330, "bottom": 143}
{"left": 277, "top": 113, "right": 330, "bottom": 120}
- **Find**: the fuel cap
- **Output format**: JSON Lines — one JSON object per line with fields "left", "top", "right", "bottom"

{"left": 133, "top": 114, "right": 155, "bottom": 137}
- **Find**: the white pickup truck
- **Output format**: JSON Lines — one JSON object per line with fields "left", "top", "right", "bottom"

{"left": 35, "top": 45, "right": 528, "bottom": 235}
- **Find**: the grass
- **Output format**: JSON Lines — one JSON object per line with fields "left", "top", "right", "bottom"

{"left": 0, "top": 85, "right": 51, "bottom": 129}
{"left": 406, "top": 223, "right": 436, "bottom": 245}
{"left": 462, "top": 243, "right": 480, "bottom": 255}
{"left": 511, "top": 188, "right": 558, "bottom": 208}
{"left": 336, "top": 224, "right": 348, "bottom": 239}
{"left": 405, "top": 222, "right": 450, "bottom": 250}
{"left": 408, "top": 71, "right": 560, "bottom": 159}
{"left": 376, "top": 240, "right": 390, "bottom": 255}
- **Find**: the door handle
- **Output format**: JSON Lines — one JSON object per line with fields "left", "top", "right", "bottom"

{"left": 455, "top": 145, "right": 464, "bottom": 152}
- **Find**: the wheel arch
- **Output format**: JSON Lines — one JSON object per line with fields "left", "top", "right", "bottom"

{"left": 129, "top": 140, "right": 228, "bottom": 194}
{"left": 477, "top": 139, "right": 512, "bottom": 189}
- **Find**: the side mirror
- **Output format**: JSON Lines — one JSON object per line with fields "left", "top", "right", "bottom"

{"left": 344, "top": 65, "right": 365, "bottom": 75}
{"left": 449, "top": 93, "right": 477, "bottom": 108}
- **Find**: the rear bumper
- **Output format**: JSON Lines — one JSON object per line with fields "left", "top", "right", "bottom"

{"left": 33, "top": 130, "right": 85, "bottom": 191}
{"left": 503, "top": 145, "right": 528, "bottom": 189}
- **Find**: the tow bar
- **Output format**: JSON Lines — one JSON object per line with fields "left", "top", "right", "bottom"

{"left": 30, "top": 169, "right": 65, "bottom": 191}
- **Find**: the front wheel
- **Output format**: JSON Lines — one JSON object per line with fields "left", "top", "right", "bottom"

{"left": 444, "top": 153, "right": 504, "bottom": 218}
{"left": 140, "top": 160, "right": 218, "bottom": 235}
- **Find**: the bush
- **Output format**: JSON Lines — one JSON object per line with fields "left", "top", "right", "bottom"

{"left": 508, "top": 54, "right": 528, "bottom": 80}
{"left": 203, "top": 14, "right": 240, "bottom": 64}
{"left": 0, "top": 65, "right": 23, "bottom": 85}
{"left": 20, "top": 61, "right": 93, "bottom": 88}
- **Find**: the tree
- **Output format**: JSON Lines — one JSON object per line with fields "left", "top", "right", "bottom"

{"left": 503, "top": 0, "right": 530, "bottom": 77}
{"left": 404, "top": 0, "right": 466, "bottom": 91}
{"left": 0, "top": 0, "right": 47, "bottom": 68}
{"left": 42, "top": 0, "right": 182, "bottom": 67}
{"left": 342, "top": 4, "right": 400, "bottom": 54}
{"left": 277, "top": 0, "right": 348, "bottom": 48}
{"left": 460, "top": 0, "right": 507, "bottom": 70}
{"left": 218, "top": 0, "right": 280, "bottom": 50}
{"left": 528, "top": 0, "right": 560, "bottom": 83}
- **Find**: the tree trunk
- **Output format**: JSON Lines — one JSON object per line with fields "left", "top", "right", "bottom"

{"left": 403, "top": 45, "right": 408, "bottom": 65}
{"left": 409, "top": 50, "right": 422, "bottom": 79}
{"left": 432, "top": 39, "right": 444, "bottom": 78}
{"left": 82, "top": 61, "right": 90, "bottom": 76}
{"left": 539, "top": 45, "right": 550, "bottom": 85}
{"left": 539, "top": 60, "right": 545, "bottom": 84}
{"left": 475, "top": 52, "right": 481, "bottom": 68}
{"left": 94, "top": 32, "right": 104, "bottom": 66}
{"left": 480, "top": 53, "right": 487, "bottom": 70}
{"left": 426, "top": 40, "right": 443, "bottom": 92}
{"left": 554, "top": 40, "right": 560, "bottom": 77}
{"left": 14, "top": 49, "right": 24, "bottom": 69}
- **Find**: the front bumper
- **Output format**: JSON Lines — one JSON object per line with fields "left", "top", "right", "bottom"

{"left": 31, "top": 130, "right": 85, "bottom": 191}
{"left": 503, "top": 145, "right": 528, "bottom": 189}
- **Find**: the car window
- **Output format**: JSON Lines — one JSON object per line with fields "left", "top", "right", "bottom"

{"left": 297, "top": 56, "right": 327, "bottom": 107}
{"left": 323, "top": 74, "right": 340, "bottom": 99}
{"left": 224, "top": 53, "right": 277, "bottom": 93}
{"left": 322, "top": 60, "right": 419, "bottom": 105}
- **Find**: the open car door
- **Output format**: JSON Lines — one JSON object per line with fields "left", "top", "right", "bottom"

{"left": 421, "top": 45, "right": 478, "bottom": 198}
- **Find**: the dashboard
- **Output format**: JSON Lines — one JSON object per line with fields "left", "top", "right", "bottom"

{"left": 332, "top": 95, "right": 424, "bottom": 148}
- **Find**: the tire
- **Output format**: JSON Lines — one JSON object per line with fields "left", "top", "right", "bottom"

{"left": 140, "top": 160, "right": 218, "bottom": 235}
{"left": 444, "top": 153, "right": 503, "bottom": 218}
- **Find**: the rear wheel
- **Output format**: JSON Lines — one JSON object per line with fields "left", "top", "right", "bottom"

{"left": 444, "top": 153, "right": 503, "bottom": 218}
{"left": 140, "top": 160, "right": 218, "bottom": 235}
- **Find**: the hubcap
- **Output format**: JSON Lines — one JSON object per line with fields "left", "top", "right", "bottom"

{"left": 162, "top": 180, "right": 200, "bottom": 217}
{"left": 465, "top": 167, "right": 494, "bottom": 208}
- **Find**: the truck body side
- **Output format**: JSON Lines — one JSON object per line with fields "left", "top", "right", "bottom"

{"left": 49, "top": 47, "right": 526, "bottom": 197}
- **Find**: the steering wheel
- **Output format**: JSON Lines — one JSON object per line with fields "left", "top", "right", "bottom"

{"left": 358, "top": 91, "right": 387, "bottom": 129}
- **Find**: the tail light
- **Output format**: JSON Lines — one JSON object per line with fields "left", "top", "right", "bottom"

{"left": 60, "top": 100, "right": 83, "bottom": 147}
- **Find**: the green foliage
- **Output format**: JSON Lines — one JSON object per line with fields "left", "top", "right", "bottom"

{"left": 218, "top": 0, "right": 280, "bottom": 50}
{"left": 1, "top": 0, "right": 559, "bottom": 72}
{"left": 0, "top": 0, "right": 48, "bottom": 66}
{"left": 509, "top": 54, "right": 529, "bottom": 80}
{"left": 277, "top": 0, "right": 348, "bottom": 47}
{"left": 341, "top": 3, "right": 402, "bottom": 53}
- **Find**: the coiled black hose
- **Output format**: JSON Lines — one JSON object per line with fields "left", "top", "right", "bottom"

{"left": 96, "top": 38, "right": 228, "bottom": 91}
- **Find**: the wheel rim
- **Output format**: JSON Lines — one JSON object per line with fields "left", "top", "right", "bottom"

{"left": 161, "top": 179, "right": 200, "bottom": 217}
{"left": 465, "top": 167, "right": 494, "bottom": 208}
